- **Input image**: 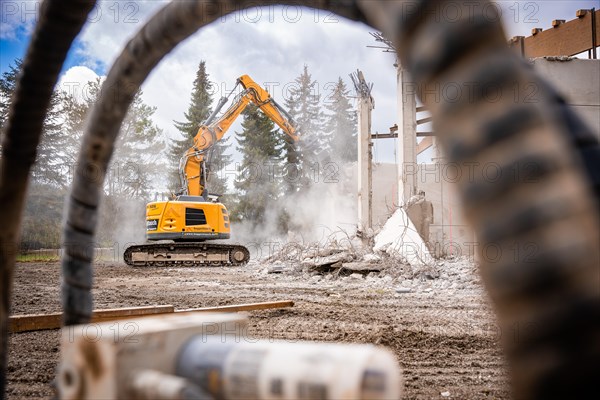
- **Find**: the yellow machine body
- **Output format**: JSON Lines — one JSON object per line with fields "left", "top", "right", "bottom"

{"left": 146, "top": 196, "right": 230, "bottom": 241}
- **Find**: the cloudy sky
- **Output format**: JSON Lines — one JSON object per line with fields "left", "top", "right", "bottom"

{"left": 1, "top": 0, "right": 598, "bottom": 165}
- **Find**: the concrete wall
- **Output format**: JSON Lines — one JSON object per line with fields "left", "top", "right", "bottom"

{"left": 532, "top": 58, "right": 600, "bottom": 139}
{"left": 415, "top": 164, "right": 475, "bottom": 257}
{"left": 372, "top": 163, "right": 475, "bottom": 258}
{"left": 372, "top": 163, "right": 398, "bottom": 226}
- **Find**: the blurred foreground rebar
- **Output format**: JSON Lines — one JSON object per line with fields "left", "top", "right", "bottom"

{"left": 0, "top": 1, "right": 96, "bottom": 397}
{"left": 383, "top": 1, "right": 600, "bottom": 397}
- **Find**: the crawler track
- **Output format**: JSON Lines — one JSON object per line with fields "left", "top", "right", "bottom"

{"left": 124, "top": 242, "right": 250, "bottom": 267}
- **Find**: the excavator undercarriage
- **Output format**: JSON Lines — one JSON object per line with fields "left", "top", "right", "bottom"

{"left": 124, "top": 242, "right": 250, "bottom": 267}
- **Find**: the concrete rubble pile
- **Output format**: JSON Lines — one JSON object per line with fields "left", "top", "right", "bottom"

{"left": 250, "top": 197, "right": 486, "bottom": 294}
{"left": 262, "top": 238, "right": 382, "bottom": 276}
{"left": 254, "top": 229, "right": 481, "bottom": 295}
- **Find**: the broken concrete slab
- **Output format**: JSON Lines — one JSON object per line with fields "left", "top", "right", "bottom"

{"left": 305, "top": 259, "right": 383, "bottom": 276}
{"left": 268, "top": 264, "right": 285, "bottom": 274}
{"left": 363, "top": 253, "right": 381, "bottom": 262}
{"left": 301, "top": 252, "right": 355, "bottom": 269}
{"left": 340, "top": 262, "right": 383, "bottom": 272}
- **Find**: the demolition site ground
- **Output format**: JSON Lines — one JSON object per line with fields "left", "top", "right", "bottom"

{"left": 7, "top": 258, "right": 509, "bottom": 399}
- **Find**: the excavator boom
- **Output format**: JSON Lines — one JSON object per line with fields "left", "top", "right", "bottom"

{"left": 181, "top": 74, "right": 299, "bottom": 198}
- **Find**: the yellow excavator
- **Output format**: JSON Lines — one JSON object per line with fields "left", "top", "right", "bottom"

{"left": 124, "top": 75, "right": 299, "bottom": 266}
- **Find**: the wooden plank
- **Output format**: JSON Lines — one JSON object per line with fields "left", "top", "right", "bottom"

{"left": 417, "top": 136, "right": 434, "bottom": 155}
{"left": 91, "top": 305, "right": 175, "bottom": 323}
{"left": 371, "top": 131, "right": 435, "bottom": 139}
{"left": 177, "top": 300, "right": 294, "bottom": 314}
{"left": 10, "top": 301, "right": 295, "bottom": 333}
{"left": 10, "top": 313, "right": 62, "bottom": 333}
{"left": 9, "top": 305, "right": 175, "bottom": 333}
{"left": 509, "top": 10, "right": 600, "bottom": 57}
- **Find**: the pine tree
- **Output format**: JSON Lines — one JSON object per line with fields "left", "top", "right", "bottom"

{"left": 169, "top": 61, "right": 232, "bottom": 195}
{"left": 0, "top": 60, "right": 21, "bottom": 131}
{"left": 232, "top": 105, "right": 284, "bottom": 228}
{"left": 0, "top": 59, "right": 74, "bottom": 188}
{"left": 61, "top": 91, "right": 88, "bottom": 165}
{"left": 32, "top": 90, "right": 70, "bottom": 187}
{"left": 283, "top": 65, "right": 324, "bottom": 195}
{"left": 111, "top": 89, "right": 167, "bottom": 198}
{"left": 74, "top": 79, "right": 167, "bottom": 198}
{"left": 324, "top": 77, "right": 357, "bottom": 163}
{"left": 204, "top": 135, "right": 232, "bottom": 198}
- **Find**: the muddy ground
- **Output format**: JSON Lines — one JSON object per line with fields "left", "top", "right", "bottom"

{"left": 7, "top": 259, "right": 509, "bottom": 399}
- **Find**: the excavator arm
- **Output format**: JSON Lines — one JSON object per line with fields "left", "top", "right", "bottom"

{"left": 180, "top": 74, "right": 299, "bottom": 197}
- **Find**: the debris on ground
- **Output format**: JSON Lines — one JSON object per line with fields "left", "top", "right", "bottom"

{"left": 254, "top": 233, "right": 482, "bottom": 298}
{"left": 267, "top": 263, "right": 285, "bottom": 274}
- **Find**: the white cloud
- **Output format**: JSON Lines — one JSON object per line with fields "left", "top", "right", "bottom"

{"left": 57, "top": 66, "right": 101, "bottom": 102}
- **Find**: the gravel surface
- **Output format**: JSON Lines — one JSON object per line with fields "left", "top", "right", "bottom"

{"left": 7, "top": 258, "right": 509, "bottom": 399}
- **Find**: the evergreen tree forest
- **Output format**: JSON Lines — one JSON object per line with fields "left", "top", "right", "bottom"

{"left": 232, "top": 65, "right": 358, "bottom": 236}
{"left": 1, "top": 60, "right": 167, "bottom": 249}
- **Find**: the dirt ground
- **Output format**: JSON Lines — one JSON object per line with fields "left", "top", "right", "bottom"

{"left": 7, "top": 258, "right": 509, "bottom": 399}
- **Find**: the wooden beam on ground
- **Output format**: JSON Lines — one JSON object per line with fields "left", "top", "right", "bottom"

{"left": 177, "top": 301, "right": 294, "bottom": 314}
{"left": 10, "top": 301, "right": 295, "bottom": 333}
{"left": 9, "top": 305, "right": 175, "bottom": 333}
{"left": 509, "top": 9, "right": 600, "bottom": 58}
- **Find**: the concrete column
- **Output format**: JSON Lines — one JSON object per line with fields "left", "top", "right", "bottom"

{"left": 396, "top": 64, "right": 417, "bottom": 204}
{"left": 357, "top": 95, "right": 374, "bottom": 230}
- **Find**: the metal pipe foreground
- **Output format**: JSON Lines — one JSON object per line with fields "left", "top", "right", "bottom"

{"left": 57, "top": 313, "right": 401, "bottom": 399}
{"left": 177, "top": 336, "right": 400, "bottom": 400}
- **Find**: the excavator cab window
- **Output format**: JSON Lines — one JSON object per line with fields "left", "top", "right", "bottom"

{"left": 185, "top": 208, "right": 207, "bottom": 226}
{"left": 177, "top": 195, "right": 206, "bottom": 202}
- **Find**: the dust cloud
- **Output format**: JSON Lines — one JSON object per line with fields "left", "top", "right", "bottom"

{"left": 229, "top": 159, "right": 359, "bottom": 261}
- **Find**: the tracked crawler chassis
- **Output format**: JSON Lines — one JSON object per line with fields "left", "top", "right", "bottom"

{"left": 124, "top": 242, "right": 250, "bottom": 267}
